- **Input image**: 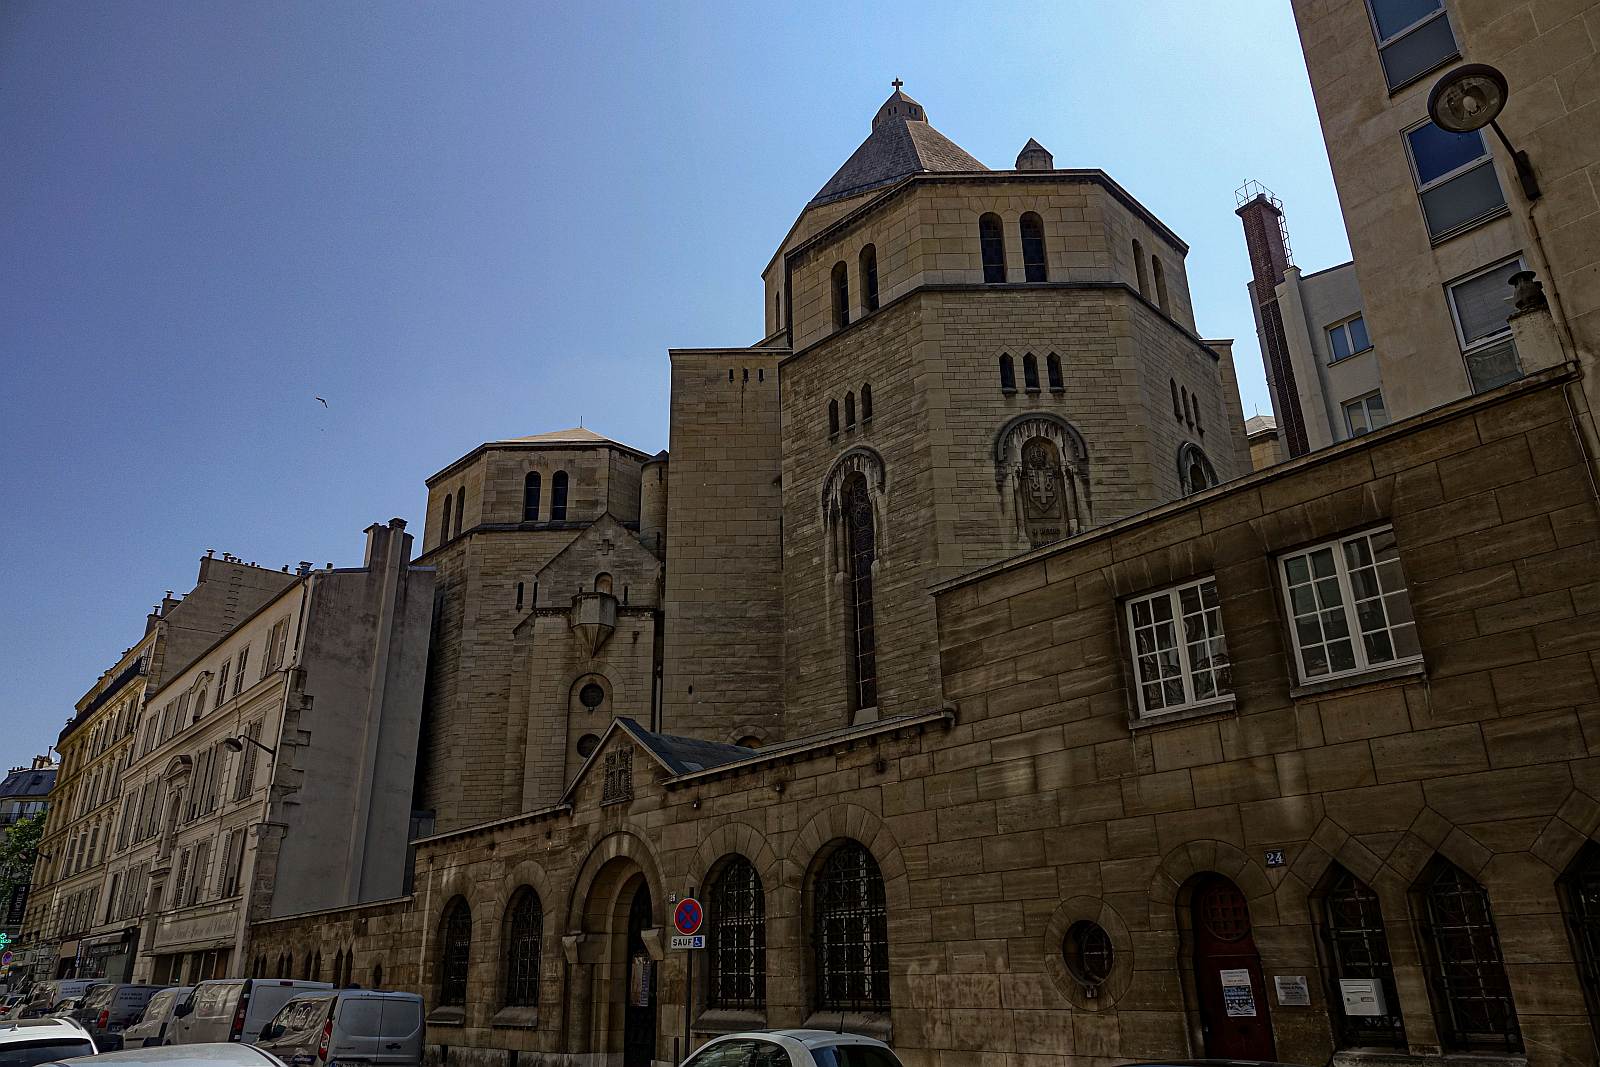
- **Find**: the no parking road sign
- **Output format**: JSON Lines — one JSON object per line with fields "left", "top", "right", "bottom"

{"left": 672, "top": 896, "right": 704, "bottom": 949}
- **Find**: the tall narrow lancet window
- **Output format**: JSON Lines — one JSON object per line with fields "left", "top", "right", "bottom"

{"left": 813, "top": 841, "right": 890, "bottom": 1012}
{"left": 504, "top": 888, "right": 542, "bottom": 1007}
{"left": 829, "top": 399, "right": 840, "bottom": 436}
{"left": 1171, "top": 380, "right": 1183, "bottom": 420}
{"left": 1418, "top": 859, "right": 1521, "bottom": 1052}
{"left": 708, "top": 856, "right": 766, "bottom": 1011}
{"left": 1020, "top": 212, "right": 1047, "bottom": 281}
{"left": 1153, "top": 256, "right": 1170, "bottom": 312}
{"left": 453, "top": 489, "right": 465, "bottom": 539}
{"left": 859, "top": 245, "right": 879, "bottom": 312}
{"left": 843, "top": 472, "right": 877, "bottom": 712}
{"left": 1560, "top": 843, "right": 1600, "bottom": 1042}
{"left": 845, "top": 392, "right": 856, "bottom": 428}
{"left": 1133, "top": 239, "right": 1148, "bottom": 295}
{"left": 439, "top": 897, "right": 472, "bottom": 1007}
{"left": 441, "top": 493, "right": 453, "bottom": 542}
{"left": 1000, "top": 354, "right": 1017, "bottom": 393}
{"left": 979, "top": 213, "right": 1007, "bottom": 283}
{"left": 550, "top": 471, "right": 569, "bottom": 521}
{"left": 1047, "top": 353, "right": 1064, "bottom": 392}
{"left": 522, "top": 472, "right": 541, "bottom": 522}
{"left": 1023, "top": 353, "right": 1041, "bottom": 392}
{"left": 831, "top": 261, "right": 850, "bottom": 329}
{"left": 1181, "top": 386, "right": 1192, "bottom": 427}
{"left": 860, "top": 384, "right": 873, "bottom": 422}
{"left": 1320, "top": 865, "right": 1406, "bottom": 1049}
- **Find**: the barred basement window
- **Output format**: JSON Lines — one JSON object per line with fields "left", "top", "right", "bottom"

{"left": 1320, "top": 865, "right": 1406, "bottom": 1048}
{"left": 504, "top": 888, "right": 542, "bottom": 1007}
{"left": 813, "top": 841, "right": 889, "bottom": 1012}
{"left": 1560, "top": 844, "right": 1600, "bottom": 1043}
{"left": 1020, "top": 212, "right": 1047, "bottom": 282}
{"left": 1418, "top": 859, "right": 1521, "bottom": 1051}
{"left": 523, "top": 472, "right": 541, "bottom": 521}
{"left": 979, "top": 213, "right": 1006, "bottom": 283}
{"left": 708, "top": 856, "right": 766, "bottom": 1011}
{"left": 439, "top": 897, "right": 472, "bottom": 1007}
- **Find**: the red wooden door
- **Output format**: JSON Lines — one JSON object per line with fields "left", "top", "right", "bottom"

{"left": 1192, "top": 875, "right": 1277, "bottom": 1060}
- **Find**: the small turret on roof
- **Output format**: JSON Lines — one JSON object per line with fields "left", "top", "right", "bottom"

{"left": 1015, "top": 137, "right": 1054, "bottom": 171}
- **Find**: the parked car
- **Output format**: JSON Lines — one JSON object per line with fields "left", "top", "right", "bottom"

{"left": 69, "top": 984, "right": 171, "bottom": 1052}
{"left": 255, "top": 990, "right": 424, "bottom": 1067}
{"left": 681, "top": 1031, "right": 905, "bottom": 1067}
{"left": 41, "top": 1002, "right": 79, "bottom": 1021}
{"left": 12, "top": 983, "right": 96, "bottom": 1022}
{"left": 167, "top": 981, "right": 331, "bottom": 1047}
{"left": 0, "top": 1016, "right": 97, "bottom": 1066}
{"left": 43, "top": 1041, "right": 289, "bottom": 1067}
{"left": 122, "top": 987, "right": 194, "bottom": 1049}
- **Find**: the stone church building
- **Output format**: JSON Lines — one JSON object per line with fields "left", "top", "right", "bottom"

{"left": 249, "top": 88, "right": 1600, "bottom": 1067}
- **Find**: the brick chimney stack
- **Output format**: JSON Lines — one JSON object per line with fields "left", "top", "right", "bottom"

{"left": 1236, "top": 183, "right": 1308, "bottom": 458}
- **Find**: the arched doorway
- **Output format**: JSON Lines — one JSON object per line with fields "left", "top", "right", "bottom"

{"left": 1190, "top": 874, "right": 1276, "bottom": 1060}
{"left": 623, "top": 882, "right": 657, "bottom": 1067}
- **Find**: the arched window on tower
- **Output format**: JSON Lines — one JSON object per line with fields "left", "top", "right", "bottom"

{"left": 859, "top": 245, "right": 879, "bottom": 312}
{"left": 979, "top": 213, "right": 1007, "bottom": 283}
{"left": 522, "top": 472, "right": 541, "bottom": 522}
{"left": 844, "top": 392, "right": 856, "bottom": 428}
{"left": 1152, "top": 256, "right": 1170, "bottom": 313}
{"left": 1020, "top": 212, "right": 1047, "bottom": 282}
{"left": 440, "top": 493, "right": 453, "bottom": 543}
{"left": 1181, "top": 386, "right": 1192, "bottom": 427}
{"left": 843, "top": 472, "right": 877, "bottom": 712}
{"left": 1023, "top": 353, "right": 1041, "bottom": 392}
{"left": 828, "top": 399, "right": 840, "bottom": 436}
{"left": 438, "top": 897, "right": 472, "bottom": 1007}
{"left": 550, "top": 471, "right": 569, "bottom": 521}
{"left": 1417, "top": 858, "right": 1522, "bottom": 1052}
{"left": 1133, "top": 239, "right": 1149, "bottom": 296}
{"left": 773, "top": 291, "right": 781, "bottom": 331}
{"left": 1178, "top": 443, "right": 1216, "bottom": 497}
{"left": 503, "top": 888, "right": 542, "bottom": 1007}
{"left": 812, "top": 840, "right": 889, "bottom": 1012}
{"left": 831, "top": 261, "right": 850, "bottom": 329}
{"left": 860, "top": 384, "right": 873, "bottom": 422}
{"left": 1047, "top": 353, "right": 1064, "bottom": 392}
{"left": 453, "top": 489, "right": 465, "bottom": 540}
{"left": 999, "top": 354, "right": 1017, "bottom": 393}
{"left": 1171, "top": 379, "right": 1182, "bottom": 420}
{"left": 708, "top": 856, "right": 766, "bottom": 1011}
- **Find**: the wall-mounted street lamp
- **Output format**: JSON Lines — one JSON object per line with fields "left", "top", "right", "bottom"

{"left": 1428, "top": 63, "right": 1540, "bottom": 200}
{"left": 222, "top": 734, "right": 276, "bottom": 757}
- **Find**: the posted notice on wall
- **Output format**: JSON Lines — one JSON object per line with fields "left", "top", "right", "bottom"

{"left": 1275, "top": 975, "right": 1311, "bottom": 1006}
{"left": 1220, "top": 968, "right": 1257, "bottom": 1017}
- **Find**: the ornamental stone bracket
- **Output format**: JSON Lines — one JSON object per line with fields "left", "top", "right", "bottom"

{"left": 640, "top": 926, "right": 666, "bottom": 962}
{"left": 562, "top": 932, "right": 597, "bottom": 965}
{"left": 570, "top": 591, "right": 618, "bottom": 657}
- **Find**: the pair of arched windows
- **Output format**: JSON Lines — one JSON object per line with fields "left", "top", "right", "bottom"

{"left": 522, "top": 470, "right": 569, "bottom": 522}
{"left": 1169, "top": 380, "right": 1204, "bottom": 435}
{"left": 979, "top": 212, "right": 1048, "bottom": 284}
{"left": 440, "top": 487, "right": 466, "bottom": 544}
{"left": 827, "top": 385, "right": 873, "bottom": 436}
{"left": 999, "top": 352, "right": 1064, "bottom": 394}
{"left": 1132, "top": 239, "right": 1171, "bottom": 313}
{"left": 830, "top": 247, "right": 881, "bottom": 331}
{"left": 436, "top": 889, "right": 543, "bottom": 1010}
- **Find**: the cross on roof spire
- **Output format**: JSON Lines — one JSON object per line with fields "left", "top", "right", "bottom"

{"left": 891, "top": 78, "right": 903, "bottom": 91}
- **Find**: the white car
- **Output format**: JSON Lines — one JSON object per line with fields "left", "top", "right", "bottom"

{"left": 682, "top": 1030, "right": 904, "bottom": 1067}
{"left": 43, "top": 1042, "right": 288, "bottom": 1067}
{"left": 0, "top": 1016, "right": 98, "bottom": 1067}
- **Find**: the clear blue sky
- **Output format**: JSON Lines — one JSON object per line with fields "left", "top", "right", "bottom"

{"left": 1, "top": 1, "right": 1349, "bottom": 762}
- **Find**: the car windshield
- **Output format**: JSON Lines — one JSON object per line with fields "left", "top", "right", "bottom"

{"left": 0, "top": 1038, "right": 97, "bottom": 1067}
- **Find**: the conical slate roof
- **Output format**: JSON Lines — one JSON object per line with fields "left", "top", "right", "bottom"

{"left": 808, "top": 87, "right": 987, "bottom": 207}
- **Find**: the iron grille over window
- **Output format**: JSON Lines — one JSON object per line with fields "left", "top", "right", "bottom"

{"left": 709, "top": 857, "right": 766, "bottom": 1011}
{"left": 1562, "top": 845, "right": 1600, "bottom": 1042}
{"left": 1322, "top": 866, "right": 1406, "bottom": 1048}
{"left": 843, "top": 474, "right": 877, "bottom": 712}
{"left": 1063, "top": 920, "right": 1114, "bottom": 988}
{"left": 813, "top": 841, "right": 889, "bottom": 1012}
{"left": 504, "top": 889, "right": 542, "bottom": 1007}
{"left": 1420, "top": 861, "right": 1522, "bottom": 1051}
{"left": 602, "top": 748, "right": 633, "bottom": 805}
{"left": 439, "top": 898, "right": 472, "bottom": 1007}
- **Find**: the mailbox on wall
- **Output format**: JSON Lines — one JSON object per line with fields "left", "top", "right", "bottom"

{"left": 1339, "top": 978, "right": 1387, "bottom": 1016}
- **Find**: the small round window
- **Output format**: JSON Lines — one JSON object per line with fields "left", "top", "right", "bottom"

{"left": 576, "top": 733, "right": 601, "bottom": 758}
{"left": 1063, "top": 920, "right": 1114, "bottom": 988}
{"left": 578, "top": 683, "right": 605, "bottom": 709}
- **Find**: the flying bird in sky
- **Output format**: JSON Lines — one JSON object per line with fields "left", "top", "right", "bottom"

{"left": 315, "top": 396, "right": 328, "bottom": 407}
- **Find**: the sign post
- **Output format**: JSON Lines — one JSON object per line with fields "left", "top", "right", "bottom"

{"left": 675, "top": 890, "right": 702, "bottom": 1056}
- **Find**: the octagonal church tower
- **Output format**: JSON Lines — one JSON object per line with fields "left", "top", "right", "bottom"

{"left": 662, "top": 86, "right": 1251, "bottom": 743}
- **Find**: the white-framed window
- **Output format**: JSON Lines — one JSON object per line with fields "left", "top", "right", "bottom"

{"left": 1343, "top": 391, "right": 1390, "bottom": 437}
{"left": 1279, "top": 526, "right": 1420, "bottom": 684}
{"left": 1365, "top": 0, "right": 1458, "bottom": 91}
{"left": 1448, "top": 255, "right": 1526, "bottom": 394}
{"left": 1326, "top": 314, "right": 1371, "bottom": 363}
{"left": 1404, "top": 119, "right": 1507, "bottom": 242}
{"left": 1126, "top": 576, "right": 1231, "bottom": 716}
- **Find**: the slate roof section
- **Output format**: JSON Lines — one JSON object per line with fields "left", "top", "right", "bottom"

{"left": 809, "top": 89, "right": 987, "bottom": 208}
{"left": 615, "top": 718, "right": 755, "bottom": 774}
{"left": 0, "top": 766, "right": 55, "bottom": 800}
{"left": 497, "top": 426, "right": 627, "bottom": 447}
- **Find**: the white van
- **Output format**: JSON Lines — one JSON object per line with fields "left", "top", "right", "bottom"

{"left": 120, "top": 986, "right": 193, "bottom": 1048}
{"left": 166, "top": 979, "right": 332, "bottom": 1046}
{"left": 255, "top": 991, "right": 424, "bottom": 1067}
